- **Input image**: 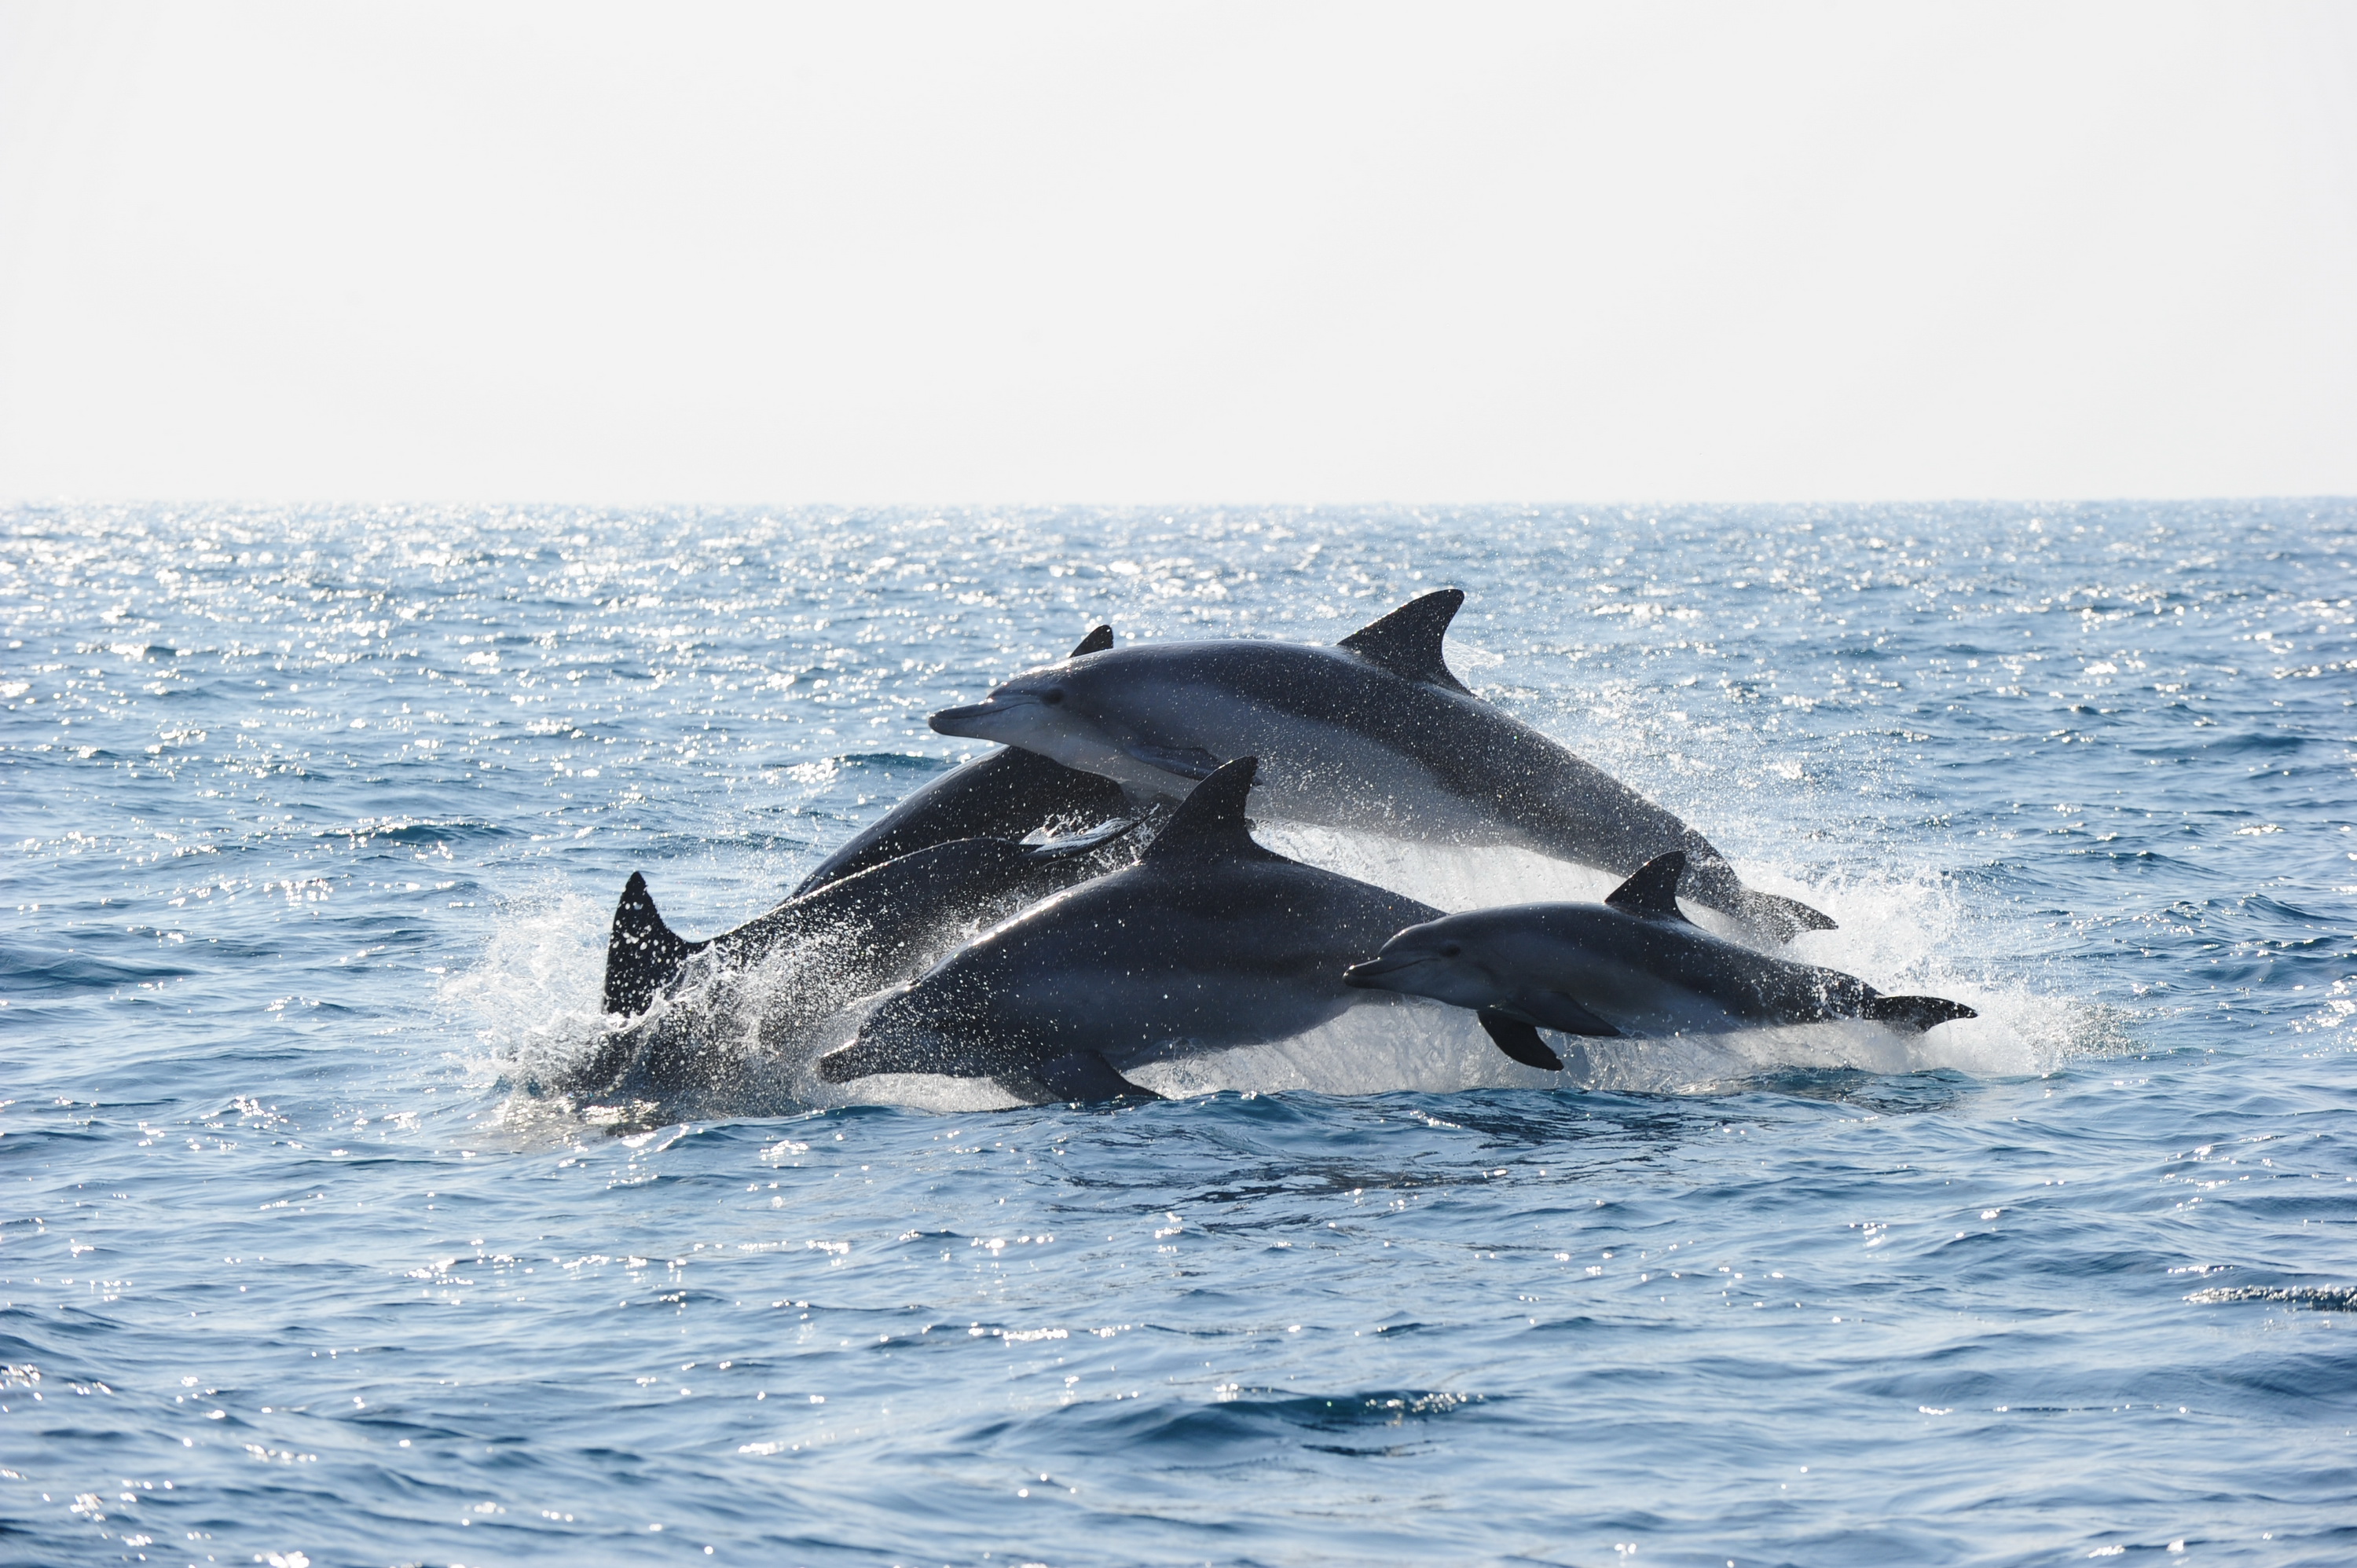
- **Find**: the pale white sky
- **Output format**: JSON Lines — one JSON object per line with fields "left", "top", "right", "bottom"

{"left": 2, "top": 1, "right": 2352, "bottom": 504}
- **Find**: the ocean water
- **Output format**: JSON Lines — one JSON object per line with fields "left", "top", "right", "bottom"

{"left": 2, "top": 500, "right": 2352, "bottom": 1567}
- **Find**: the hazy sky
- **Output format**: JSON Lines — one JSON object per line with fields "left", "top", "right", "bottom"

{"left": 2, "top": 1, "right": 2352, "bottom": 504}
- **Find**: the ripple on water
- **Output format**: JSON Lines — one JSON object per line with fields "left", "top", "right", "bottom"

{"left": 3, "top": 500, "right": 2353, "bottom": 1565}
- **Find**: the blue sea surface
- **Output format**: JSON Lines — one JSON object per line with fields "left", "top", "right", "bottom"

{"left": 2, "top": 501, "right": 2352, "bottom": 1566}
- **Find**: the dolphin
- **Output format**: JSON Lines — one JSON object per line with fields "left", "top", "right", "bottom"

{"left": 790, "top": 625, "right": 1132, "bottom": 896}
{"left": 926, "top": 589, "right": 1834, "bottom": 940}
{"left": 815, "top": 757, "right": 1463, "bottom": 1102}
{"left": 601, "top": 817, "right": 1140, "bottom": 1020}
{"left": 1341, "top": 850, "right": 1974, "bottom": 1071}
{"left": 570, "top": 819, "right": 1137, "bottom": 1099}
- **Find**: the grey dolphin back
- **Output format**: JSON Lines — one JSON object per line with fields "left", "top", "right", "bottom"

{"left": 1329, "top": 587, "right": 1838, "bottom": 933}
{"left": 1330, "top": 592, "right": 1830, "bottom": 940}
{"left": 1336, "top": 587, "right": 1475, "bottom": 695}
{"left": 790, "top": 625, "right": 1127, "bottom": 896}
{"left": 1352, "top": 890, "right": 1977, "bottom": 1054}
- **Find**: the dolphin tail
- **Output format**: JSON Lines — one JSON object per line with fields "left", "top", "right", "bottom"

{"left": 1670, "top": 855, "right": 1837, "bottom": 940}
{"left": 601, "top": 872, "right": 706, "bottom": 1018}
{"left": 1722, "top": 885, "right": 1838, "bottom": 941}
{"left": 1863, "top": 994, "right": 1978, "bottom": 1032}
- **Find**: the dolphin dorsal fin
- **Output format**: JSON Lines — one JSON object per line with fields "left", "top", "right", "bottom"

{"left": 1605, "top": 851, "right": 1691, "bottom": 921}
{"left": 1144, "top": 757, "right": 1283, "bottom": 868}
{"left": 602, "top": 871, "right": 704, "bottom": 1016}
{"left": 1336, "top": 588, "right": 1472, "bottom": 695}
{"left": 1069, "top": 625, "right": 1113, "bottom": 657}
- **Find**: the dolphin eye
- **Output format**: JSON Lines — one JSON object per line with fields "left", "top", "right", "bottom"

{"left": 1441, "top": 943, "right": 1461, "bottom": 958}
{"left": 1042, "top": 688, "right": 1065, "bottom": 706}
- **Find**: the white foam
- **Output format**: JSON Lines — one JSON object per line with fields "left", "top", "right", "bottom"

{"left": 440, "top": 877, "right": 611, "bottom": 1086}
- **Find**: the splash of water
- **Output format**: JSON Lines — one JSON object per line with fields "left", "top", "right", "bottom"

{"left": 449, "top": 813, "right": 2082, "bottom": 1121}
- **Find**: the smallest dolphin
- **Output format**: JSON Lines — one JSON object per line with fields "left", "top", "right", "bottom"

{"left": 1343, "top": 850, "right": 1974, "bottom": 1069}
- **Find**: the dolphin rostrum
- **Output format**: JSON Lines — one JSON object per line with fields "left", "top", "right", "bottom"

{"left": 1342, "top": 850, "right": 1974, "bottom": 1071}
{"left": 791, "top": 625, "right": 1131, "bottom": 896}
{"left": 927, "top": 589, "right": 1834, "bottom": 940}
{"left": 571, "top": 819, "right": 1137, "bottom": 1099}
{"left": 816, "top": 757, "right": 1464, "bottom": 1102}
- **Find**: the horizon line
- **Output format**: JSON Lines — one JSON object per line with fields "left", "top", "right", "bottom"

{"left": 5, "top": 493, "right": 2354, "bottom": 514}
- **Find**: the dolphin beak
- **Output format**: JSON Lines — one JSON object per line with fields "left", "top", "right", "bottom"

{"left": 1021, "top": 817, "right": 1138, "bottom": 862}
{"left": 1343, "top": 954, "right": 1413, "bottom": 989}
{"left": 929, "top": 700, "right": 1009, "bottom": 739}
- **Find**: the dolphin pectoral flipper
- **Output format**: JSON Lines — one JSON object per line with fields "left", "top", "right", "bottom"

{"left": 1336, "top": 587, "right": 1473, "bottom": 696}
{"left": 1017, "top": 1051, "right": 1164, "bottom": 1104}
{"left": 1863, "top": 994, "right": 1978, "bottom": 1032}
{"left": 602, "top": 873, "right": 709, "bottom": 1018}
{"left": 1477, "top": 1009, "right": 1565, "bottom": 1071}
{"left": 1122, "top": 741, "right": 1223, "bottom": 782}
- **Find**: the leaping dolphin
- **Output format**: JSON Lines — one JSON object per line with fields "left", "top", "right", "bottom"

{"left": 571, "top": 819, "right": 1136, "bottom": 1099}
{"left": 603, "top": 817, "right": 1139, "bottom": 1020}
{"left": 1342, "top": 850, "right": 1974, "bottom": 1070}
{"left": 790, "top": 626, "right": 1131, "bottom": 896}
{"left": 815, "top": 757, "right": 1457, "bottom": 1102}
{"left": 927, "top": 589, "right": 1834, "bottom": 940}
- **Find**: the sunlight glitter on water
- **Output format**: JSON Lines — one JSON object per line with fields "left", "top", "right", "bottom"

{"left": 4, "top": 500, "right": 2352, "bottom": 1566}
